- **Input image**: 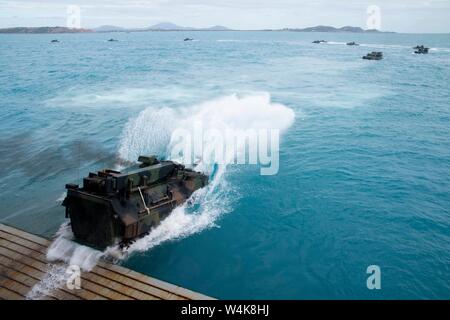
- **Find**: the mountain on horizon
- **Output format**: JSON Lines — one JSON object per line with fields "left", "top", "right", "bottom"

{"left": 146, "top": 22, "right": 230, "bottom": 31}
{"left": 0, "top": 24, "right": 393, "bottom": 34}
{"left": 148, "top": 22, "right": 184, "bottom": 30}
{"left": 283, "top": 25, "right": 390, "bottom": 33}
{"left": 92, "top": 22, "right": 231, "bottom": 32}
{"left": 0, "top": 26, "right": 93, "bottom": 34}
{"left": 93, "top": 25, "right": 126, "bottom": 32}
{"left": 93, "top": 23, "right": 389, "bottom": 33}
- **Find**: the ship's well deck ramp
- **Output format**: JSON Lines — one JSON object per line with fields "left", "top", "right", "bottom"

{"left": 0, "top": 223, "right": 213, "bottom": 300}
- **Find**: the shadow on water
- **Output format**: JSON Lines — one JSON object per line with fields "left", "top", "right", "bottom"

{"left": 0, "top": 131, "right": 133, "bottom": 182}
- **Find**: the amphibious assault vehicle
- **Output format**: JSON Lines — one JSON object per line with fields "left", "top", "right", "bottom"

{"left": 62, "top": 156, "right": 208, "bottom": 249}
{"left": 363, "top": 52, "right": 383, "bottom": 60}
{"left": 413, "top": 45, "right": 429, "bottom": 54}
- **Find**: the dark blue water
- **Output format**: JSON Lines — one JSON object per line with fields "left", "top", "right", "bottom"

{"left": 0, "top": 31, "right": 449, "bottom": 299}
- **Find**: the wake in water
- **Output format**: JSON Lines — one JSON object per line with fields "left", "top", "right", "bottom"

{"left": 29, "top": 92, "right": 295, "bottom": 299}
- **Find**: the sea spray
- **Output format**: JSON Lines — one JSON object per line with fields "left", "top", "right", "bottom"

{"left": 26, "top": 264, "right": 69, "bottom": 300}
{"left": 118, "top": 93, "right": 295, "bottom": 164}
{"left": 117, "top": 92, "right": 294, "bottom": 253}
{"left": 28, "top": 225, "right": 110, "bottom": 299}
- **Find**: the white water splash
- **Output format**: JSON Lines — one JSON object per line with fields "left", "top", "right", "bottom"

{"left": 27, "top": 223, "right": 109, "bottom": 300}
{"left": 118, "top": 92, "right": 295, "bottom": 255}
{"left": 430, "top": 47, "right": 450, "bottom": 53}
{"left": 55, "top": 192, "right": 66, "bottom": 203}
{"left": 26, "top": 264, "right": 69, "bottom": 300}
{"left": 47, "top": 235, "right": 104, "bottom": 271}
{"left": 326, "top": 41, "right": 347, "bottom": 45}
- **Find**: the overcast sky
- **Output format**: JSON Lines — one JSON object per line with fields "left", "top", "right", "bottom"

{"left": 1, "top": 0, "right": 450, "bottom": 33}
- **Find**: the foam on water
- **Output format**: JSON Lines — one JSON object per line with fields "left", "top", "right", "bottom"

{"left": 26, "top": 264, "right": 68, "bottom": 300}
{"left": 326, "top": 41, "right": 347, "bottom": 45}
{"left": 45, "top": 86, "right": 198, "bottom": 109}
{"left": 46, "top": 223, "right": 105, "bottom": 269}
{"left": 28, "top": 223, "right": 105, "bottom": 299}
{"left": 359, "top": 43, "right": 415, "bottom": 50}
{"left": 430, "top": 47, "right": 450, "bottom": 52}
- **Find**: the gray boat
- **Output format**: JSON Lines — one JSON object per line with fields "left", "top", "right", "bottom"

{"left": 363, "top": 52, "right": 383, "bottom": 60}
{"left": 414, "top": 45, "right": 429, "bottom": 54}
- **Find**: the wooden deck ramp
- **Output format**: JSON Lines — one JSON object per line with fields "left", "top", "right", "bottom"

{"left": 0, "top": 223, "right": 214, "bottom": 300}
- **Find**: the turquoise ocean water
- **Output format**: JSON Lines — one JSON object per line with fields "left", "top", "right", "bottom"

{"left": 0, "top": 31, "right": 449, "bottom": 299}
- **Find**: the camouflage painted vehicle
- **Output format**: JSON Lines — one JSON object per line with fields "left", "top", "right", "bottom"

{"left": 62, "top": 156, "right": 208, "bottom": 249}
{"left": 413, "top": 45, "right": 429, "bottom": 54}
{"left": 362, "top": 51, "right": 383, "bottom": 60}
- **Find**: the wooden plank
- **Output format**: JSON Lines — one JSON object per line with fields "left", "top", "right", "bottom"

{"left": 0, "top": 272, "right": 54, "bottom": 300}
{"left": 0, "top": 255, "right": 81, "bottom": 300}
{"left": 88, "top": 266, "right": 171, "bottom": 300}
{"left": 0, "top": 287, "right": 25, "bottom": 300}
{"left": 99, "top": 262, "right": 214, "bottom": 300}
{"left": 0, "top": 263, "right": 40, "bottom": 288}
{"left": 0, "top": 226, "right": 201, "bottom": 299}
{"left": 0, "top": 230, "right": 184, "bottom": 300}
{"left": 0, "top": 256, "right": 45, "bottom": 283}
{"left": 0, "top": 277, "right": 55, "bottom": 300}
{"left": 0, "top": 244, "right": 107, "bottom": 300}
{"left": 0, "top": 235, "right": 162, "bottom": 300}
{"left": 0, "top": 242, "right": 132, "bottom": 300}
{"left": 0, "top": 224, "right": 50, "bottom": 247}
{"left": 0, "top": 224, "right": 214, "bottom": 300}
{"left": 0, "top": 247, "right": 96, "bottom": 300}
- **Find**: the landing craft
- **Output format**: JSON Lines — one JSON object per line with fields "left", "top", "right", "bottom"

{"left": 413, "top": 45, "right": 429, "bottom": 54}
{"left": 62, "top": 156, "right": 209, "bottom": 249}
{"left": 363, "top": 51, "right": 383, "bottom": 60}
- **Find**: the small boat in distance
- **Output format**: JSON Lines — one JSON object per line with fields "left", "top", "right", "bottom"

{"left": 312, "top": 40, "right": 327, "bottom": 44}
{"left": 184, "top": 38, "right": 194, "bottom": 41}
{"left": 51, "top": 39, "right": 59, "bottom": 43}
{"left": 108, "top": 38, "right": 118, "bottom": 42}
{"left": 346, "top": 42, "right": 359, "bottom": 46}
{"left": 363, "top": 52, "right": 383, "bottom": 60}
{"left": 413, "top": 45, "right": 429, "bottom": 54}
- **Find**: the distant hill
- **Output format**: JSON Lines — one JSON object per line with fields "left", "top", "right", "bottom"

{"left": 93, "top": 25, "right": 126, "bottom": 32}
{"left": 147, "top": 22, "right": 186, "bottom": 30}
{"left": 206, "top": 25, "right": 230, "bottom": 31}
{"left": 91, "top": 22, "right": 231, "bottom": 32}
{"left": 0, "top": 27, "right": 92, "bottom": 34}
{"left": 283, "top": 25, "right": 391, "bottom": 33}
{"left": 145, "top": 22, "right": 231, "bottom": 31}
